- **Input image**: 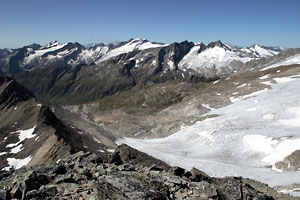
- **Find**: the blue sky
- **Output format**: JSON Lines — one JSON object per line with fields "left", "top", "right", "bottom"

{"left": 1, "top": 0, "right": 299, "bottom": 48}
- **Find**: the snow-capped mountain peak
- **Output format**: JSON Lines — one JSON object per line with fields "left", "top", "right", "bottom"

{"left": 46, "top": 41, "right": 61, "bottom": 48}
{"left": 94, "top": 38, "right": 167, "bottom": 63}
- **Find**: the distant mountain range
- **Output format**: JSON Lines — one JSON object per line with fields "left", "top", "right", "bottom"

{"left": 0, "top": 39, "right": 285, "bottom": 75}
{"left": 1, "top": 38, "right": 298, "bottom": 104}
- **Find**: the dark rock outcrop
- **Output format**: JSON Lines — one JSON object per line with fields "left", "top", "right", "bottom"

{"left": 275, "top": 150, "right": 300, "bottom": 171}
{"left": 0, "top": 144, "right": 286, "bottom": 200}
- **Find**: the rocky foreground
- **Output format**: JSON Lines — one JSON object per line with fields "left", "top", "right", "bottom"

{"left": 0, "top": 144, "right": 298, "bottom": 200}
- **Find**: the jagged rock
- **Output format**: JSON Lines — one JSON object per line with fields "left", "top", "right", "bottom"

{"left": 0, "top": 147, "right": 284, "bottom": 200}
{"left": 170, "top": 166, "right": 186, "bottom": 177}
{"left": 53, "top": 165, "right": 67, "bottom": 174}
{"left": 275, "top": 150, "right": 300, "bottom": 171}
{"left": 189, "top": 167, "right": 212, "bottom": 183}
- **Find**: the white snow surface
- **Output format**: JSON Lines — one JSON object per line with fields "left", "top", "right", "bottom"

{"left": 4, "top": 156, "right": 32, "bottom": 170}
{"left": 96, "top": 39, "right": 166, "bottom": 63}
{"left": 6, "top": 126, "right": 36, "bottom": 153}
{"left": 118, "top": 77, "right": 300, "bottom": 187}
{"left": 24, "top": 43, "right": 67, "bottom": 64}
{"left": 178, "top": 46, "right": 252, "bottom": 71}
{"left": 261, "top": 54, "right": 300, "bottom": 71}
{"left": 250, "top": 44, "right": 278, "bottom": 57}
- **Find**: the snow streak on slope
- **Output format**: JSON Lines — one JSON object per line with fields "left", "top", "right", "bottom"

{"left": 261, "top": 54, "right": 300, "bottom": 71}
{"left": 2, "top": 126, "right": 36, "bottom": 170}
{"left": 250, "top": 44, "right": 279, "bottom": 57}
{"left": 96, "top": 39, "right": 166, "bottom": 63}
{"left": 118, "top": 77, "right": 300, "bottom": 187}
{"left": 24, "top": 43, "right": 67, "bottom": 64}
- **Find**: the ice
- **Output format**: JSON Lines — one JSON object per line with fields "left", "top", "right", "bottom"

{"left": 279, "top": 107, "right": 300, "bottom": 127}
{"left": 263, "top": 138, "right": 300, "bottom": 166}
{"left": 243, "top": 134, "right": 278, "bottom": 154}
{"left": 118, "top": 76, "right": 300, "bottom": 187}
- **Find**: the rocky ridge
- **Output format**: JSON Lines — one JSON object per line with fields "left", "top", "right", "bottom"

{"left": 0, "top": 76, "right": 111, "bottom": 170}
{"left": 1, "top": 144, "right": 297, "bottom": 200}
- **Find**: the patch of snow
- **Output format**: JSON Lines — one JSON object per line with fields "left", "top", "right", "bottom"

{"left": 259, "top": 74, "right": 270, "bottom": 79}
{"left": 202, "top": 104, "right": 214, "bottom": 110}
{"left": 94, "top": 137, "right": 101, "bottom": 143}
{"left": 4, "top": 156, "right": 32, "bottom": 170}
{"left": 213, "top": 80, "right": 219, "bottom": 84}
{"left": 10, "top": 144, "right": 23, "bottom": 154}
{"left": 6, "top": 126, "right": 36, "bottom": 153}
{"left": 261, "top": 81, "right": 273, "bottom": 86}
{"left": 237, "top": 83, "right": 247, "bottom": 88}
{"left": 107, "top": 149, "right": 115, "bottom": 153}
{"left": 0, "top": 152, "right": 7, "bottom": 156}
{"left": 18, "top": 126, "right": 36, "bottom": 141}
{"left": 24, "top": 43, "right": 67, "bottom": 65}
{"left": 167, "top": 60, "right": 175, "bottom": 70}
{"left": 261, "top": 54, "right": 300, "bottom": 71}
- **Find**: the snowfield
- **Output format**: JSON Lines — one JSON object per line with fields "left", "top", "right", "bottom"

{"left": 261, "top": 54, "right": 300, "bottom": 71}
{"left": 178, "top": 45, "right": 252, "bottom": 71}
{"left": 118, "top": 75, "right": 300, "bottom": 188}
{"left": 2, "top": 126, "right": 36, "bottom": 170}
{"left": 23, "top": 43, "right": 67, "bottom": 65}
{"left": 96, "top": 39, "right": 166, "bottom": 63}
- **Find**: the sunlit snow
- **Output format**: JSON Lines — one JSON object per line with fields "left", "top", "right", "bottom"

{"left": 118, "top": 76, "right": 300, "bottom": 187}
{"left": 96, "top": 39, "right": 166, "bottom": 63}
{"left": 261, "top": 54, "right": 300, "bottom": 71}
{"left": 3, "top": 156, "right": 32, "bottom": 170}
{"left": 24, "top": 43, "right": 67, "bottom": 64}
{"left": 178, "top": 46, "right": 252, "bottom": 71}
